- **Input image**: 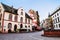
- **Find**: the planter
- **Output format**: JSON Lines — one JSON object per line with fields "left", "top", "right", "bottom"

{"left": 44, "top": 30, "right": 60, "bottom": 37}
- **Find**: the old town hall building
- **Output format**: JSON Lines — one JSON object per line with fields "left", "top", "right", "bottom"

{"left": 0, "top": 3, "right": 33, "bottom": 33}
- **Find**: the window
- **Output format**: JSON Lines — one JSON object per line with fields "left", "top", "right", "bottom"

{"left": 58, "top": 17, "right": 59, "bottom": 22}
{"left": 21, "top": 12, "right": 23, "bottom": 15}
{"left": 25, "top": 18, "right": 27, "bottom": 23}
{"left": 9, "top": 14, "right": 12, "bottom": 21}
{"left": 28, "top": 26, "right": 30, "bottom": 28}
{"left": 56, "top": 24, "right": 57, "bottom": 28}
{"left": 54, "top": 19, "right": 56, "bottom": 24}
{"left": 57, "top": 13, "right": 59, "bottom": 16}
{"left": 21, "top": 9, "right": 23, "bottom": 11}
{"left": 14, "top": 15, "right": 17, "bottom": 22}
{"left": 53, "top": 16, "right": 54, "bottom": 18}
{"left": 0, "top": 22, "right": 1, "bottom": 27}
{"left": 28, "top": 19, "right": 30, "bottom": 24}
{"left": 0, "top": 14, "right": 2, "bottom": 21}
{"left": 25, "top": 25, "right": 27, "bottom": 28}
{"left": 56, "top": 18, "right": 57, "bottom": 23}
{"left": 59, "top": 24, "right": 60, "bottom": 27}
{"left": 55, "top": 15, "right": 56, "bottom": 17}
{"left": 20, "top": 17, "right": 23, "bottom": 23}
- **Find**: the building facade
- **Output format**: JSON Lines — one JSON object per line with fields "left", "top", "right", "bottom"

{"left": 50, "top": 7, "right": 60, "bottom": 30}
{"left": 41, "top": 15, "right": 53, "bottom": 30}
{"left": 28, "top": 9, "right": 40, "bottom": 31}
{"left": 0, "top": 3, "right": 33, "bottom": 33}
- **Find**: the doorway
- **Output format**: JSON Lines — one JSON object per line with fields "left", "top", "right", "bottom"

{"left": 14, "top": 25, "right": 17, "bottom": 32}
{"left": 8, "top": 23, "right": 12, "bottom": 33}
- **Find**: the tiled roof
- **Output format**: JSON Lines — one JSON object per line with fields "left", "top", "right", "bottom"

{"left": 1, "top": 3, "right": 18, "bottom": 15}
{"left": 50, "top": 7, "right": 60, "bottom": 16}
{"left": 25, "top": 13, "right": 32, "bottom": 19}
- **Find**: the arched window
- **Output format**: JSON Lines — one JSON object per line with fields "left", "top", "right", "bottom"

{"left": 14, "top": 15, "right": 17, "bottom": 22}
{"left": 8, "top": 23, "right": 12, "bottom": 29}
{"left": 20, "top": 17, "right": 23, "bottom": 23}
{"left": 21, "top": 12, "right": 23, "bottom": 15}
{"left": 9, "top": 14, "right": 12, "bottom": 21}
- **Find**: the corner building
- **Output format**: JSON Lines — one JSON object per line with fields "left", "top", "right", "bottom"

{"left": 50, "top": 7, "right": 60, "bottom": 30}
{"left": 0, "top": 3, "right": 33, "bottom": 33}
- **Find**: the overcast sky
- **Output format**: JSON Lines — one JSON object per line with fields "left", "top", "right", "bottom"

{"left": 0, "top": 0, "right": 60, "bottom": 21}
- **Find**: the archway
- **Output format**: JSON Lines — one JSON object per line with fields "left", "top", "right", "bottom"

{"left": 32, "top": 26, "right": 35, "bottom": 31}
{"left": 14, "top": 25, "right": 17, "bottom": 32}
{"left": 19, "top": 24, "right": 23, "bottom": 32}
{"left": 8, "top": 29, "right": 11, "bottom": 33}
{"left": 8, "top": 23, "right": 12, "bottom": 33}
{"left": 20, "top": 24, "right": 23, "bottom": 28}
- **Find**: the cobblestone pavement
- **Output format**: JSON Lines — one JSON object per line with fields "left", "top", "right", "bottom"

{"left": 0, "top": 31, "right": 60, "bottom": 40}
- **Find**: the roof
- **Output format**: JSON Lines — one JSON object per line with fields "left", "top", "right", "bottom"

{"left": 1, "top": 3, "right": 18, "bottom": 15}
{"left": 25, "top": 13, "right": 32, "bottom": 19}
{"left": 50, "top": 7, "right": 60, "bottom": 16}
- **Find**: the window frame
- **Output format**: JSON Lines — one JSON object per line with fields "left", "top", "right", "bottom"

{"left": 21, "top": 12, "right": 23, "bottom": 15}
{"left": 9, "top": 14, "right": 12, "bottom": 21}
{"left": 14, "top": 15, "right": 17, "bottom": 22}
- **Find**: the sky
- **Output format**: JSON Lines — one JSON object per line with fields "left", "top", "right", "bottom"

{"left": 0, "top": 0, "right": 60, "bottom": 21}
